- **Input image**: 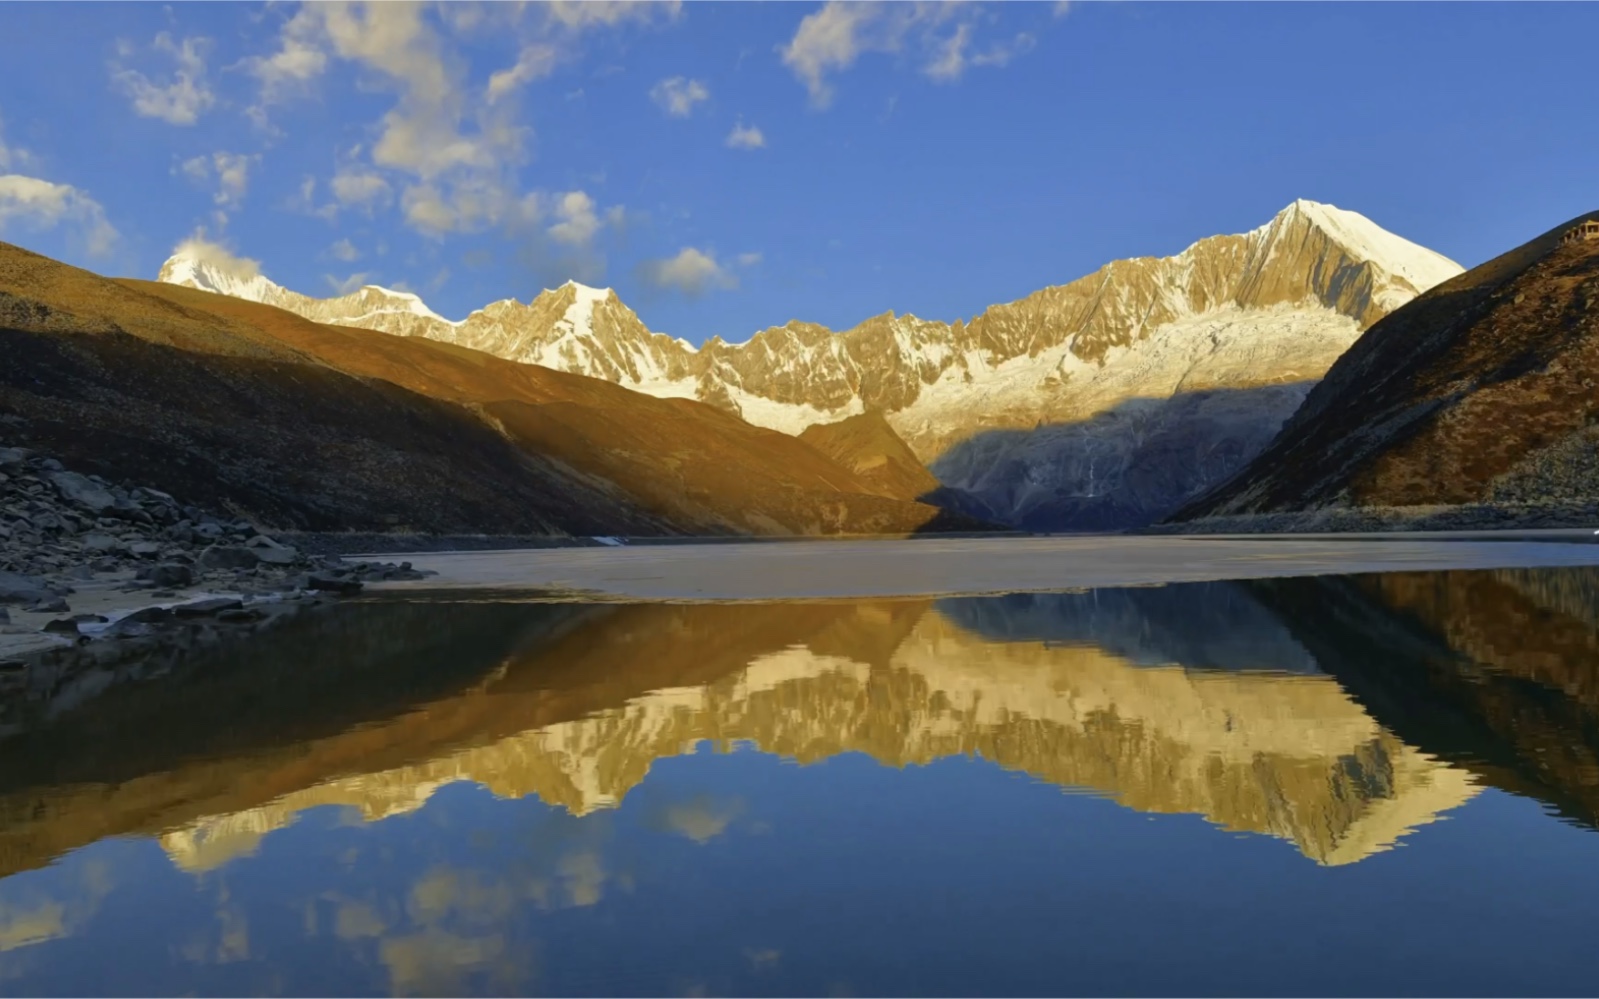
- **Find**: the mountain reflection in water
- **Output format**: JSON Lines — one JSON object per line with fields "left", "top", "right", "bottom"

{"left": 4, "top": 569, "right": 1599, "bottom": 995}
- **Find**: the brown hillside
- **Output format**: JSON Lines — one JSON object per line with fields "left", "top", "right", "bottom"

{"left": 1174, "top": 211, "right": 1599, "bottom": 519}
{"left": 798, "top": 410, "right": 940, "bottom": 501}
{"left": 0, "top": 241, "right": 967, "bottom": 535}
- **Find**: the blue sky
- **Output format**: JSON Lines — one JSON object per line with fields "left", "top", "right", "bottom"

{"left": 0, "top": 1, "right": 1595, "bottom": 343}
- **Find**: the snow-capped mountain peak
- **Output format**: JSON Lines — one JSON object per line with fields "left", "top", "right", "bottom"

{"left": 359, "top": 284, "right": 454, "bottom": 324}
{"left": 1273, "top": 199, "right": 1460, "bottom": 294}
{"left": 156, "top": 246, "right": 282, "bottom": 302}
{"left": 157, "top": 248, "right": 461, "bottom": 336}
{"left": 551, "top": 280, "right": 614, "bottom": 338}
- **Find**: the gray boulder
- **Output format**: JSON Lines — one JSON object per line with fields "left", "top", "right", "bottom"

{"left": 81, "top": 534, "right": 119, "bottom": 553}
{"left": 46, "top": 471, "right": 117, "bottom": 515}
{"left": 112, "top": 498, "right": 153, "bottom": 524}
{"left": 307, "top": 573, "right": 363, "bottom": 595}
{"left": 0, "top": 571, "right": 47, "bottom": 605}
{"left": 255, "top": 546, "right": 299, "bottom": 566}
{"left": 198, "top": 545, "right": 261, "bottom": 570}
{"left": 150, "top": 563, "right": 194, "bottom": 588}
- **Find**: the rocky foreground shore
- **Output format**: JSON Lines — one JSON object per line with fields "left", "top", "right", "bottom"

{"left": 0, "top": 443, "right": 432, "bottom": 674}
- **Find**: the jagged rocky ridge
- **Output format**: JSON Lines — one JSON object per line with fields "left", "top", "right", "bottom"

{"left": 163, "top": 201, "right": 1462, "bottom": 529}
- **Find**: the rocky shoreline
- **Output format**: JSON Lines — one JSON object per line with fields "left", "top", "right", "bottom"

{"left": 0, "top": 444, "right": 432, "bottom": 673}
{"left": 1149, "top": 502, "right": 1599, "bottom": 535}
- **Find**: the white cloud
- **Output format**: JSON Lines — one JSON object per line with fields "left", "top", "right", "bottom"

{"left": 180, "top": 151, "right": 258, "bottom": 208}
{"left": 487, "top": 43, "right": 559, "bottom": 102}
{"left": 400, "top": 175, "right": 534, "bottom": 237}
{"left": 401, "top": 184, "right": 466, "bottom": 236}
{"left": 0, "top": 118, "right": 41, "bottom": 174}
{"left": 330, "top": 163, "right": 393, "bottom": 212}
{"left": 111, "top": 32, "right": 215, "bottom": 126}
{"left": 725, "top": 120, "right": 766, "bottom": 150}
{"left": 246, "top": 6, "right": 328, "bottom": 103}
{"left": 972, "top": 32, "right": 1037, "bottom": 70}
{"left": 248, "top": 3, "right": 523, "bottom": 238}
{"left": 0, "top": 175, "right": 118, "bottom": 256}
{"left": 922, "top": 24, "right": 1035, "bottom": 80}
{"left": 314, "top": 4, "right": 527, "bottom": 235}
{"left": 328, "top": 238, "right": 361, "bottom": 262}
{"left": 324, "top": 271, "right": 372, "bottom": 295}
{"left": 242, "top": 2, "right": 678, "bottom": 238}
{"left": 544, "top": 1, "right": 683, "bottom": 31}
{"left": 547, "top": 190, "right": 603, "bottom": 247}
{"left": 781, "top": 2, "right": 1032, "bottom": 105}
{"left": 640, "top": 247, "right": 736, "bottom": 296}
{"left": 287, "top": 175, "right": 339, "bottom": 221}
{"left": 171, "top": 234, "right": 260, "bottom": 279}
{"left": 179, "top": 155, "right": 209, "bottom": 183}
{"left": 736, "top": 251, "right": 762, "bottom": 267}
{"left": 650, "top": 77, "right": 709, "bottom": 118}
{"left": 924, "top": 22, "right": 972, "bottom": 81}
{"left": 781, "top": 2, "right": 880, "bottom": 106}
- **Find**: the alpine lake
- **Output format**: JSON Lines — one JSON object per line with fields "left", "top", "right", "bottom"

{"left": 5, "top": 566, "right": 1599, "bottom": 996}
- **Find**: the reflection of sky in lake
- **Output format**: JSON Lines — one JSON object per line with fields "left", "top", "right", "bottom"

{"left": 4, "top": 571, "right": 1599, "bottom": 995}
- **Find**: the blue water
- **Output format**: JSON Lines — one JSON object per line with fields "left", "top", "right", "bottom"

{"left": 3, "top": 571, "right": 1599, "bottom": 996}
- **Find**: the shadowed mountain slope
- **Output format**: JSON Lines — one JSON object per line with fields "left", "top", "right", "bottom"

{"left": 933, "top": 383, "right": 1318, "bottom": 530}
{"left": 1174, "top": 211, "right": 1599, "bottom": 521}
{"left": 0, "top": 241, "right": 973, "bottom": 536}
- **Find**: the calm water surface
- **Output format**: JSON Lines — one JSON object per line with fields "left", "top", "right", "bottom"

{"left": 4, "top": 569, "right": 1599, "bottom": 995}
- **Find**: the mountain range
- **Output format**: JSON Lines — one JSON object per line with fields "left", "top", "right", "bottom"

{"left": 160, "top": 200, "right": 1464, "bottom": 529}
